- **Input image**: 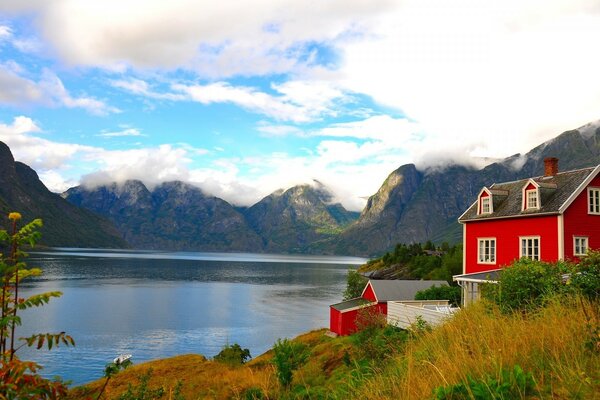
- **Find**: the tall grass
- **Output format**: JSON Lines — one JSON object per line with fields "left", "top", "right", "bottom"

{"left": 356, "top": 296, "right": 600, "bottom": 399}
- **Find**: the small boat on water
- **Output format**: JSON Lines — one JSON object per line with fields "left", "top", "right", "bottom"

{"left": 114, "top": 354, "right": 132, "bottom": 365}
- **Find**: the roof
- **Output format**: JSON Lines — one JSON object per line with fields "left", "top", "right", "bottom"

{"left": 453, "top": 269, "right": 501, "bottom": 283}
{"left": 365, "top": 280, "right": 449, "bottom": 302}
{"left": 330, "top": 298, "right": 375, "bottom": 312}
{"left": 459, "top": 166, "right": 599, "bottom": 222}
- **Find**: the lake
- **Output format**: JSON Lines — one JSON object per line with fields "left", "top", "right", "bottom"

{"left": 15, "top": 248, "right": 366, "bottom": 386}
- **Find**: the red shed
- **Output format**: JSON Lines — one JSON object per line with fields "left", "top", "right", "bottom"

{"left": 329, "top": 279, "right": 448, "bottom": 336}
{"left": 454, "top": 158, "right": 600, "bottom": 305}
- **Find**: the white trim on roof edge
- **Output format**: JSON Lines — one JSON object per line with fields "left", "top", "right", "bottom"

{"left": 360, "top": 280, "right": 379, "bottom": 302}
{"left": 558, "top": 165, "right": 600, "bottom": 214}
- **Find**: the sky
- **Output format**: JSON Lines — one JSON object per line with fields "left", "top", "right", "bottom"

{"left": 1, "top": 0, "right": 600, "bottom": 211}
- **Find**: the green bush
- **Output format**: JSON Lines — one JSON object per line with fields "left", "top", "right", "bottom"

{"left": 569, "top": 250, "right": 600, "bottom": 301}
{"left": 271, "top": 339, "right": 309, "bottom": 388}
{"left": 434, "top": 364, "right": 537, "bottom": 399}
{"left": 243, "top": 387, "right": 265, "bottom": 400}
{"left": 343, "top": 269, "right": 368, "bottom": 300}
{"left": 415, "top": 284, "right": 461, "bottom": 306}
{"left": 482, "top": 258, "right": 570, "bottom": 313}
{"left": 352, "top": 307, "right": 408, "bottom": 361}
{"left": 214, "top": 343, "right": 251, "bottom": 365}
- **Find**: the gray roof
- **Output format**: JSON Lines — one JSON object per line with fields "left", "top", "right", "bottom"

{"left": 366, "top": 280, "right": 449, "bottom": 302}
{"left": 459, "top": 166, "right": 598, "bottom": 222}
{"left": 453, "top": 269, "right": 501, "bottom": 283}
{"left": 330, "top": 298, "right": 374, "bottom": 311}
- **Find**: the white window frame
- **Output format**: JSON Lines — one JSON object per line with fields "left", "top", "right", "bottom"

{"left": 573, "top": 236, "right": 589, "bottom": 257}
{"left": 525, "top": 189, "right": 539, "bottom": 210}
{"left": 520, "top": 236, "right": 541, "bottom": 260}
{"left": 480, "top": 197, "right": 491, "bottom": 214}
{"left": 589, "top": 187, "right": 600, "bottom": 215}
{"left": 477, "top": 238, "right": 496, "bottom": 264}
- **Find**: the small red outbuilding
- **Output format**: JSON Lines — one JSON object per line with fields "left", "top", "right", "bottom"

{"left": 329, "top": 279, "right": 448, "bottom": 336}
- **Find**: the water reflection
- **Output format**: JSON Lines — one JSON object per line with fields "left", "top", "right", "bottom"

{"left": 16, "top": 249, "right": 363, "bottom": 385}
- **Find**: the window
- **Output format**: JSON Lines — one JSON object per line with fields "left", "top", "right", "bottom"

{"left": 525, "top": 189, "right": 539, "bottom": 209}
{"left": 574, "top": 236, "right": 589, "bottom": 256}
{"left": 520, "top": 237, "right": 540, "bottom": 260}
{"left": 589, "top": 187, "right": 600, "bottom": 214}
{"left": 481, "top": 197, "right": 491, "bottom": 214}
{"left": 478, "top": 238, "right": 496, "bottom": 264}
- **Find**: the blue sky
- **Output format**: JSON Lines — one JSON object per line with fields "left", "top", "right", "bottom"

{"left": 1, "top": 1, "right": 599, "bottom": 210}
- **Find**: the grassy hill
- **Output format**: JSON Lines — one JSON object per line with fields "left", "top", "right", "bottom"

{"left": 69, "top": 296, "right": 599, "bottom": 399}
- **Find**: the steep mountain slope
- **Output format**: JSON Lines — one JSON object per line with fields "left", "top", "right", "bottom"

{"left": 0, "top": 142, "right": 126, "bottom": 248}
{"left": 332, "top": 122, "right": 600, "bottom": 256}
{"left": 64, "top": 180, "right": 265, "bottom": 252}
{"left": 244, "top": 181, "right": 359, "bottom": 252}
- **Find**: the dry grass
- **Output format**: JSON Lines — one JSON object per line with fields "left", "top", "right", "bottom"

{"left": 356, "top": 297, "right": 600, "bottom": 399}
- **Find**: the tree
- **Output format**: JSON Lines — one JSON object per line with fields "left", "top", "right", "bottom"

{"left": 0, "top": 212, "right": 74, "bottom": 398}
{"left": 343, "top": 269, "right": 368, "bottom": 300}
{"left": 415, "top": 285, "right": 461, "bottom": 307}
{"left": 271, "top": 339, "right": 309, "bottom": 388}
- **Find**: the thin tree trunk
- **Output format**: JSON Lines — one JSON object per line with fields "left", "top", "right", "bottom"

{"left": 9, "top": 218, "right": 18, "bottom": 360}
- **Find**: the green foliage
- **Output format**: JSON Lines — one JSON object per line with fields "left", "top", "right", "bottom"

{"left": 434, "top": 365, "right": 537, "bottom": 399}
{"left": 343, "top": 269, "right": 368, "bottom": 300}
{"left": 415, "top": 285, "right": 461, "bottom": 306}
{"left": 118, "top": 369, "right": 165, "bottom": 400}
{"left": 363, "top": 242, "right": 463, "bottom": 282}
{"left": 482, "top": 258, "right": 570, "bottom": 313}
{"left": 272, "top": 338, "right": 309, "bottom": 388}
{"left": 243, "top": 387, "right": 265, "bottom": 400}
{"left": 0, "top": 212, "right": 73, "bottom": 398}
{"left": 214, "top": 343, "right": 252, "bottom": 365}
{"left": 352, "top": 307, "right": 408, "bottom": 361}
{"left": 569, "top": 250, "right": 600, "bottom": 301}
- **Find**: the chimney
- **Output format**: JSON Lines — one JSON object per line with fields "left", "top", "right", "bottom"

{"left": 544, "top": 157, "right": 559, "bottom": 176}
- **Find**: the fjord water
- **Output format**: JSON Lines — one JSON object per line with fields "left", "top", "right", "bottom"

{"left": 17, "top": 249, "right": 366, "bottom": 385}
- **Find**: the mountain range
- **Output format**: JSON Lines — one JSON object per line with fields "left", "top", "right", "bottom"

{"left": 1, "top": 120, "right": 599, "bottom": 255}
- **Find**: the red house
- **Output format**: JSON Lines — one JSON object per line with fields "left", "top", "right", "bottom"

{"left": 454, "top": 158, "right": 600, "bottom": 305}
{"left": 329, "top": 279, "right": 448, "bottom": 336}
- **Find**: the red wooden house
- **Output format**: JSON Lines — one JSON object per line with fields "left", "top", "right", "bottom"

{"left": 329, "top": 279, "right": 447, "bottom": 336}
{"left": 454, "top": 158, "right": 600, "bottom": 305}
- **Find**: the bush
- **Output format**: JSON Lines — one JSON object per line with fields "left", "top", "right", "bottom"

{"left": 343, "top": 269, "right": 368, "bottom": 300}
{"left": 214, "top": 343, "right": 251, "bottom": 365}
{"left": 482, "top": 258, "right": 570, "bottom": 313}
{"left": 434, "top": 364, "right": 537, "bottom": 399}
{"left": 415, "top": 285, "right": 461, "bottom": 306}
{"left": 271, "top": 338, "right": 309, "bottom": 388}
{"left": 353, "top": 307, "right": 408, "bottom": 361}
{"left": 569, "top": 250, "right": 600, "bottom": 301}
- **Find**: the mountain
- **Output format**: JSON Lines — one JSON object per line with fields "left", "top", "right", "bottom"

{"left": 64, "top": 180, "right": 264, "bottom": 252}
{"left": 0, "top": 141, "right": 126, "bottom": 248}
{"left": 332, "top": 122, "right": 600, "bottom": 256}
{"left": 244, "top": 181, "right": 359, "bottom": 252}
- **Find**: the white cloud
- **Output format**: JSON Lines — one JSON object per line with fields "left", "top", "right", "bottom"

{"left": 0, "top": 64, "right": 118, "bottom": 115}
{"left": 0, "top": 0, "right": 392, "bottom": 76}
{"left": 114, "top": 78, "right": 349, "bottom": 122}
{"left": 98, "top": 128, "right": 144, "bottom": 138}
{"left": 0, "top": 25, "right": 12, "bottom": 41}
{"left": 339, "top": 0, "right": 600, "bottom": 161}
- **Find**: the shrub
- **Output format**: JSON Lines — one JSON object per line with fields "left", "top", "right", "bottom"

{"left": 271, "top": 338, "right": 309, "bottom": 388}
{"left": 415, "top": 285, "right": 461, "bottom": 306}
{"left": 214, "top": 343, "right": 252, "bottom": 365}
{"left": 482, "top": 258, "right": 570, "bottom": 313}
{"left": 569, "top": 250, "right": 600, "bottom": 301}
{"left": 434, "top": 364, "right": 537, "bottom": 399}
{"left": 343, "top": 269, "right": 368, "bottom": 300}
{"left": 117, "top": 369, "right": 166, "bottom": 400}
{"left": 353, "top": 307, "right": 408, "bottom": 361}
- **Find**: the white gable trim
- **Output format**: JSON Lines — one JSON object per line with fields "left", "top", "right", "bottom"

{"left": 558, "top": 165, "right": 600, "bottom": 214}
{"left": 360, "top": 281, "right": 379, "bottom": 302}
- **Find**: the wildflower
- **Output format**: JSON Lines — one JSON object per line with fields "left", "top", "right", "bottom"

{"left": 8, "top": 212, "right": 21, "bottom": 221}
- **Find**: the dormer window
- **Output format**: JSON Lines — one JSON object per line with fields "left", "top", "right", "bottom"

{"left": 477, "top": 188, "right": 493, "bottom": 215}
{"left": 526, "top": 189, "right": 539, "bottom": 209}
{"left": 522, "top": 180, "right": 540, "bottom": 211}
